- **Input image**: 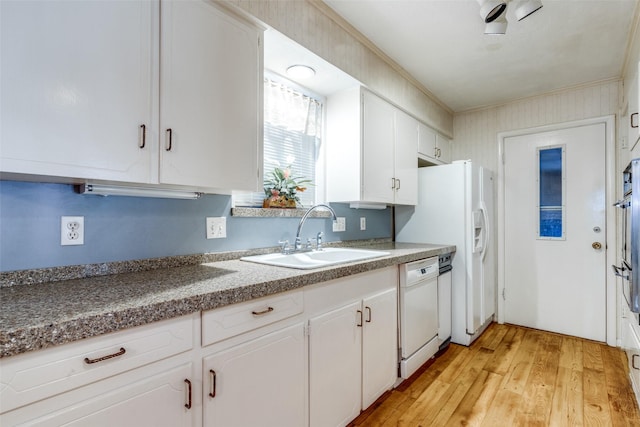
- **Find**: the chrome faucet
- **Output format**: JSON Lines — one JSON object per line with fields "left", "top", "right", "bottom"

{"left": 294, "top": 204, "right": 338, "bottom": 252}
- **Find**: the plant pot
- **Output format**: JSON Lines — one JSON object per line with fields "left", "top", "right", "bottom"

{"left": 263, "top": 197, "right": 297, "bottom": 208}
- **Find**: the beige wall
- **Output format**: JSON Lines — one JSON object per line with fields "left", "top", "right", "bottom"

{"left": 454, "top": 3, "right": 639, "bottom": 174}
{"left": 228, "top": 0, "right": 454, "bottom": 137}
{"left": 622, "top": 8, "right": 640, "bottom": 161}
{"left": 452, "top": 80, "right": 620, "bottom": 175}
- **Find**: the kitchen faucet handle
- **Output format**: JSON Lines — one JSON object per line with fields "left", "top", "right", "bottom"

{"left": 316, "top": 232, "right": 324, "bottom": 251}
{"left": 278, "top": 240, "right": 291, "bottom": 254}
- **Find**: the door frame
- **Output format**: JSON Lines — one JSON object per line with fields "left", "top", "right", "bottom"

{"left": 496, "top": 115, "right": 617, "bottom": 346}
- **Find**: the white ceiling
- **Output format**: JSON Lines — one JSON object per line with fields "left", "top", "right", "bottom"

{"left": 319, "top": 0, "right": 638, "bottom": 112}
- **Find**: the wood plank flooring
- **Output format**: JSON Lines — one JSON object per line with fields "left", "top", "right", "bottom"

{"left": 349, "top": 323, "right": 640, "bottom": 426}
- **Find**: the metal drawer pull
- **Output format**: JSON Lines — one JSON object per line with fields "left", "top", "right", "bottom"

{"left": 166, "top": 128, "right": 173, "bottom": 151}
{"left": 632, "top": 112, "right": 639, "bottom": 128}
{"left": 365, "top": 306, "right": 372, "bottom": 323}
{"left": 396, "top": 179, "right": 401, "bottom": 190}
{"left": 633, "top": 355, "right": 640, "bottom": 370}
{"left": 391, "top": 178, "right": 396, "bottom": 189}
{"left": 184, "top": 379, "right": 192, "bottom": 409}
{"left": 251, "top": 306, "right": 274, "bottom": 316}
{"left": 209, "top": 369, "right": 217, "bottom": 398}
{"left": 139, "top": 124, "right": 146, "bottom": 149}
{"left": 357, "top": 310, "right": 363, "bottom": 327}
{"left": 84, "top": 347, "right": 126, "bottom": 364}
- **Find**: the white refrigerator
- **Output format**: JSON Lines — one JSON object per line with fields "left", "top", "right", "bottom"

{"left": 396, "top": 161, "right": 495, "bottom": 346}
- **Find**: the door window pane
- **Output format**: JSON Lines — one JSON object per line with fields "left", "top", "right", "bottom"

{"left": 538, "top": 146, "right": 564, "bottom": 239}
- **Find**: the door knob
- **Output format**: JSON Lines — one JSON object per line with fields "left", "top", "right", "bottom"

{"left": 592, "top": 242, "right": 602, "bottom": 250}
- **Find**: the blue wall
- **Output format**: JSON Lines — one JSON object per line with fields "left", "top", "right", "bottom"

{"left": 0, "top": 181, "right": 392, "bottom": 271}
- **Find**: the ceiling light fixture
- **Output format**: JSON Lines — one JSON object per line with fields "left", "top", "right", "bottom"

{"left": 479, "top": 0, "right": 507, "bottom": 23}
{"left": 514, "top": 0, "right": 543, "bottom": 21}
{"left": 477, "top": 0, "right": 542, "bottom": 35}
{"left": 286, "top": 64, "right": 316, "bottom": 80}
{"left": 484, "top": 13, "right": 508, "bottom": 35}
{"left": 78, "top": 183, "right": 202, "bottom": 199}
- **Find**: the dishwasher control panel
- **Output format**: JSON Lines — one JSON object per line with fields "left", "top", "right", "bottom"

{"left": 401, "top": 256, "right": 439, "bottom": 287}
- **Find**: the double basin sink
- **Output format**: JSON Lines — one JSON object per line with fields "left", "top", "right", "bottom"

{"left": 241, "top": 247, "right": 390, "bottom": 270}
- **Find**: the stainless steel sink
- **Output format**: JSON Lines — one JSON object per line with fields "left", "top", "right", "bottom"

{"left": 240, "top": 247, "right": 390, "bottom": 270}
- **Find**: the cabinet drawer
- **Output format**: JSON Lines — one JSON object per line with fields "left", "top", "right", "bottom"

{"left": 0, "top": 315, "right": 194, "bottom": 414}
{"left": 202, "top": 290, "right": 303, "bottom": 346}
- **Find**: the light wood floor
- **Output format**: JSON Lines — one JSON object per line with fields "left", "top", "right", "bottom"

{"left": 350, "top": 323, "right": 640, "bottom": 426}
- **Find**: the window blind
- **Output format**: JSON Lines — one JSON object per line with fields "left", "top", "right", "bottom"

{"left": 235, "top": 77, "right": 323, "bottom": 207}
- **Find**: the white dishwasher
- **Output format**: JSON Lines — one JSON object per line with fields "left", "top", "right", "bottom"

{"left": 398, "top": 256, "right": 439, "bottom": 379}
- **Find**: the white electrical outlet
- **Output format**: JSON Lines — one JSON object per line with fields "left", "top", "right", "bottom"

{"left": 61, "top": 216, "right": 84, "bottom": 246}
{"left": 332, "top": 217, "right": 346, "bottom": 232}
{"left": 206, "top": 217, "right": 227, "bottom": 239}
{"left": 360, "top": 217, "right": 366, "bottom": 231}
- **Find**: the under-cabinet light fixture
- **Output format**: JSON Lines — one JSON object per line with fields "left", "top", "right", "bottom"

{"left": 78, "top": 183, "right": 202, "bottom": 200}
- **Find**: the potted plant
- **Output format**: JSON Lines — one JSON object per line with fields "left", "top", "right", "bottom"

{"left": 263, "top": 165, "right": 311, "bottom": 208}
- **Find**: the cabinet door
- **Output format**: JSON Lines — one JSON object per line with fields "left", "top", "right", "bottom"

{"left": 436, "top": 134, "right": 452, "bottom": 164}
{"left": 203, "top": 323, "right": 306, "bottom": 427}
{"left": 629, "top": 64, "right": 640, "bottom": 151}
{"left": 362, "top": 91, "right": 395, "bottom": 204}
{"left": 2, "top": 362, "right": 194, "bottom": 427}
{"left": 394, "top": 110, "right": 418, "bottom": 205}
{"left": 418, "top": 123, "right": 437, "bottom": 160}
{"left": 0, "top": 0, "right": 157, "bottom": 183}
{"left": 160, "top": 0, "right": 262, "bottom": 191}
{"left": 362, "top": 288, "right": 398, "bottom": 408}
{"left": 309, "top": 301, "right": 362, "bottom": 427}
{"left": 625, "top": 319, "right": 640, "bottom": 402}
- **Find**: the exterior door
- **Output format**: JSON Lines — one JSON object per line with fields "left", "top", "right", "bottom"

{"left": 503, "top": 123, "right": 606, "bottom": 341}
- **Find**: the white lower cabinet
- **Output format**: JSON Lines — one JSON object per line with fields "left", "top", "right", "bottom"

{"left": 2, "top": 359, "right": 195, "bottom": 427}
{"left": 309, "top": 301, "right": 363, "bottom": 427}
{"left": 307, "top": 267, "right": 398, "bottom": 427}
{"left": 202, "top": 322, "right": 306, "bottom": 427}
{"left": 1, "top": 269, "right": 401, "bottom": 427}
{"left": 362, "top": 288, "right": 398, "bottom": 408}
{"left": 0, "top": 315, "right": 197, "bottom": 426}
{"left": 624, "top": 317, "right": 640, "bottom": 403}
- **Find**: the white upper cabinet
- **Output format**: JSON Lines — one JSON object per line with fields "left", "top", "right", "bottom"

{"left": 0, "top": 0, "right": 158, "bottom": 183}
{"left": 0, "top": 0, "right": 263, "bottom": 192}
{"left": 628, "top": 62, "right": 640, "bottom": 153}
{"left": 393, "top": 109, "right": 419, "bottom": 205}
{"left": 418, "top": 123, "right": 451, "bottom": 165}
{"left": 159, "top": 0, "right": 262, "bottom": 191}
{"left": 326, "top": 87, "right": 418, "bottom": 206}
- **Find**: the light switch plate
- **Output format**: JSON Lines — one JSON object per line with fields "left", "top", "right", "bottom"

{"left": 206, "top": 217, "right": 227, "bottom": 239}
{"left": 333, "top": 217, "right": 346, "bottom": 232}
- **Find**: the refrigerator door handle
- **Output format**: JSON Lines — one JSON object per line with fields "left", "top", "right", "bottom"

{"left": 479, "top": 203, "right": 490, "bottom": 261}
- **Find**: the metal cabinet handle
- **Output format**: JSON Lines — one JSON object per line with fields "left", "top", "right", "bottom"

{"left": 396, "top": 179, "right": 401, "bottom": 190}
{"left": 184, "top": 379, "right": 192, "bottom": 409}
{"left": 84, "top": 347, "right": 126, "bottom": 364}
{"left": 612, "top": 264, "right": 630, "bottom": 280}
{"left": 391, "top": 178, "right": 396, "bottom": 189}
{"left": 166, "top": 128, "right": 173, "bottom": 151}
{"left": 209, "top": 369, "right": 217, "bottom": 398}
{"left": 633, "top": 354, "right": 640, "bottom": 370}
{"left": 139, "top": 124, "right": 146, "bottom": 149}
{"left": 365, "top": 306, "right": 372, "bottom": 323}
{"left": 251, "top": 306, "right": 274, "bottom": 316}
{"left": 357, "top": 310, "right": 363, "bottom": 327}
{"left": 632, "top": 112, "right": 639, "bottom": 129}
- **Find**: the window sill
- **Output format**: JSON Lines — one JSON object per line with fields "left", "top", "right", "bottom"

{"left": 230, "top": 207, "right": 333, "bottom": 218}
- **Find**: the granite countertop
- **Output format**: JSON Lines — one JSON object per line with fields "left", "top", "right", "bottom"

{"left": 0, "top": 242, "right": 455, "bottom": 358}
